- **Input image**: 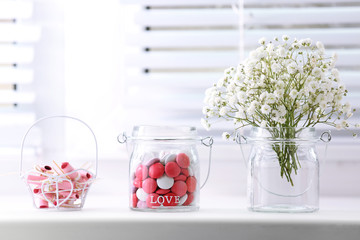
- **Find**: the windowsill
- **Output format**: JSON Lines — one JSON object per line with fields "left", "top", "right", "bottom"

{"left": 1, "top": 195, "right": 360, "bottom": 240}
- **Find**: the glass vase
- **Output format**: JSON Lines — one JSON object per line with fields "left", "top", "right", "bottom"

{"left": 242, "top": 127, "right": 329, "bottom": 213}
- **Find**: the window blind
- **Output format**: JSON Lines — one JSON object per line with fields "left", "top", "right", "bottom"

{"left": 122, "top": 0, "right": 360, "bottom": 158}
{"left": 0, "top": 0, "right": 40, "bottom": 158}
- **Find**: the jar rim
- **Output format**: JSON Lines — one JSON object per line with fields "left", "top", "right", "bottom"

{"left": 131, "top": 125, "right": 199, "bottom": 141}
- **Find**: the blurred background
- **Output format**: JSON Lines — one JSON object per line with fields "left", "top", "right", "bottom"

{"left": 1, "top": 0, "right": 360, "bottom": 200}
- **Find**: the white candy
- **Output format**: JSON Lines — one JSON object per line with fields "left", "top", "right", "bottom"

{"left": 136, "top": 188, "right": 148, "bottom": 202}
{"left": 159, "top": 151, "right": 168, "bottom": 163}
{"left": 183, "top": 150, "right": 194, "bottom": 163}
{"left": 160, "top": 155, "right": 166, "bottom": 164}
{"left": 164, "top": 153, "right": 177, "bottom": 164}
{"left": 178, "top": 194, "right": 188, "bottom": 205}
{"left": 157, "top": 174, "right": 174, "bottom": 189}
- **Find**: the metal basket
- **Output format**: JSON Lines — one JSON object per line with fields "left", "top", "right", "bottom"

{"left": 20, "top": 116, "right": 98, "bottom": 210}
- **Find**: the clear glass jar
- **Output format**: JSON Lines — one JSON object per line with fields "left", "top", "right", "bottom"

{"left": 119, "top": 126, "right": 212, "bottom": 212}
{"left": 241, "top": 127, "right": 329, "bottom": 213}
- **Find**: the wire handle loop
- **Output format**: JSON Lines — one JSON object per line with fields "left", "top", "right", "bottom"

{"left": 201, "top": 136, "right": 213, "bottom": 147}
{"left": 20, "top": 115, "right": 98, "bottom": 177}
{"left": 200, "top": 136, "right": 213, "bottom": 190}
{"left": 117, "top": 132, "right": 128, "bottom": 144}
{"left": 235, "top": 131, "right": 247, "bottom": 145}
{"left": 235, "top": 132, "right": 249, "bottom": 168}
{"left": 319, "top": 130, "right": 331, "bottom": 165}
{"left": 320, "top": 130, "right": 332, "bottom": 143}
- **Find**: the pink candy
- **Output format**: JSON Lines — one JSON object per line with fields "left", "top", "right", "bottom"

{"left": 135, "top": 165, "right": 148, "bottom": 180}
{"left": 176, "top": 153, "right": 190, "bottom": 168}
{"left": 174, "top": 174, "right": 187, "bottom": 181}
{"left": 27, "top": 175, "right": 48, "bottom": 181}
{"left": 149, "top": 163, "right": 164, "bottom": 179}
{"left": 142, "top": 178, "right": 157, "bottom": 194}
{"left": 61, "top": 162, "right": 79, "bottom": 180}
{"left": 36, "top": 198, "right": 49, "bottom": 209}
{"left": 186, "top": 176, "right": 197, "bottom": 193}
{"left": 165, "top": 162, "right": 181, "bottom": 178}
{"left": 171, "top": 181, "right": 187, "bottom": 197}
{"left": 131, "top": 152, "right": 196, "bottom": 209}
{"left": 183, "top": 193, "right": 194, "bottom": 206}
{"left": 26, "top": 162, "right": 93, "bottom": 209}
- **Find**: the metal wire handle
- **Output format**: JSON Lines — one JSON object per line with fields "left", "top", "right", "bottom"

{"left": 200, "top": 136, "right": 213, "bottom": 190}
{"left": 236, "top": 132, "right": 248, "bottom": 168}
{"left": 20, "top": 115, "right": 99, "bottom": 177}
{"left": 117, "top": 132, "right": 127, "bottom": 144}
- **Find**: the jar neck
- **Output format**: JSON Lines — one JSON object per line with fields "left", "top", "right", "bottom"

{"left": 131, "top": 125, "right": 198, "bottom": 141}
{"left": 248, "top": 127, "right": 317, "bottom": 143}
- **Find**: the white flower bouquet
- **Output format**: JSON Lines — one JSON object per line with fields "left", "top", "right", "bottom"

{"left": 202, "top": 36, "right": 356, "bottom": 185}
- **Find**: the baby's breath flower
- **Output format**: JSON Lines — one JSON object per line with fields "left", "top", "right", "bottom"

{"left": 341, "top": 120, "right": 349, "bottom": 128}
{"left": 289, "top": 89, "right": 298, "bottom": 99}
{"left": 278, "top": 117, "right": 286, "bottom": 124}
{"left": 332, "top": 52, "right": 338, "bottom": 62}
{"left": 302, "top": 103, "right": 309, "bottom": 112}
{"left": 282, "top": 35, "right": 290, "bottom": 41}
{"left": 342, "top": 102, "right": 351, "bottom": 113}
{"left": 261, "top": 104, "right": 271, "bottom": 114}
{"left": 316, "top": 41, "right": 325, "bottom": 51}
{"left": 274, "top": 89, "right": 284, "bottom": 98}
{"left": 202, "top": 35, "right": 358, "bottom": 163}
{"left": 217, "top": 77, "right": 225, "bottom": 88}
{"left": 266, "top": 93, "right": 276, "bottom": 104}
{"left": 300, "top": 38, "right": 312, "bottom": 46}
{"left": 312, "top": 67, "right": 322, "bottom": 78}
{"left": 271, "top": 63, "right": 282, "bottom": 73}
{"left": 278, "top": 105, "right": 286, "bottom": 117}
{"left": 201, "top": 118, "right": 211, "bottom": 131}
{"left": 287, "top": 62, "right": 298, "bottom": 74}
{"left": 277, "top": 47, "right": 286, "bottom": 58}
{"left": 236, "top": 91, "right": 246, "bottom": 101}
{"left": 219, "top": 107, "right": 228, "bottom": 116}
{"left": 319, "top": 101, "right": 327, "bottom": 110}
{"left": 228, "top": 95, "right": 237, "bottom": 108}
{"left": 247, "top": 105, "right": 256, "bottom": 115}
{"left": 258, "top": 37, "right": 266, "bottom": 45}
{"left": 222, "top": 132, "right": 231, "bottom": 140}
{"left": 331, "top": 68, "right": 340, "bottom": 79}
{"left": 292, "top": 42, "right": 301, "bottom": 49}
{"left": 202, "top": 106, "right": 210, "bottom": 115}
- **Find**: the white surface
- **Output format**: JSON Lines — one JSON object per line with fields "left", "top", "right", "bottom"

{"left": 0, "top": 195, "right": 359, "bottom": 240}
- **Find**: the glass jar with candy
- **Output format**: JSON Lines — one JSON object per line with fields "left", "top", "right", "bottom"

{"left": 118, "top": 126, "right": 212, "bottom": 212}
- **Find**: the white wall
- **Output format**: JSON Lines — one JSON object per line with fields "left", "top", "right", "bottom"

{"left": 63, "top": 0, "right": 126, "bottom": 160}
